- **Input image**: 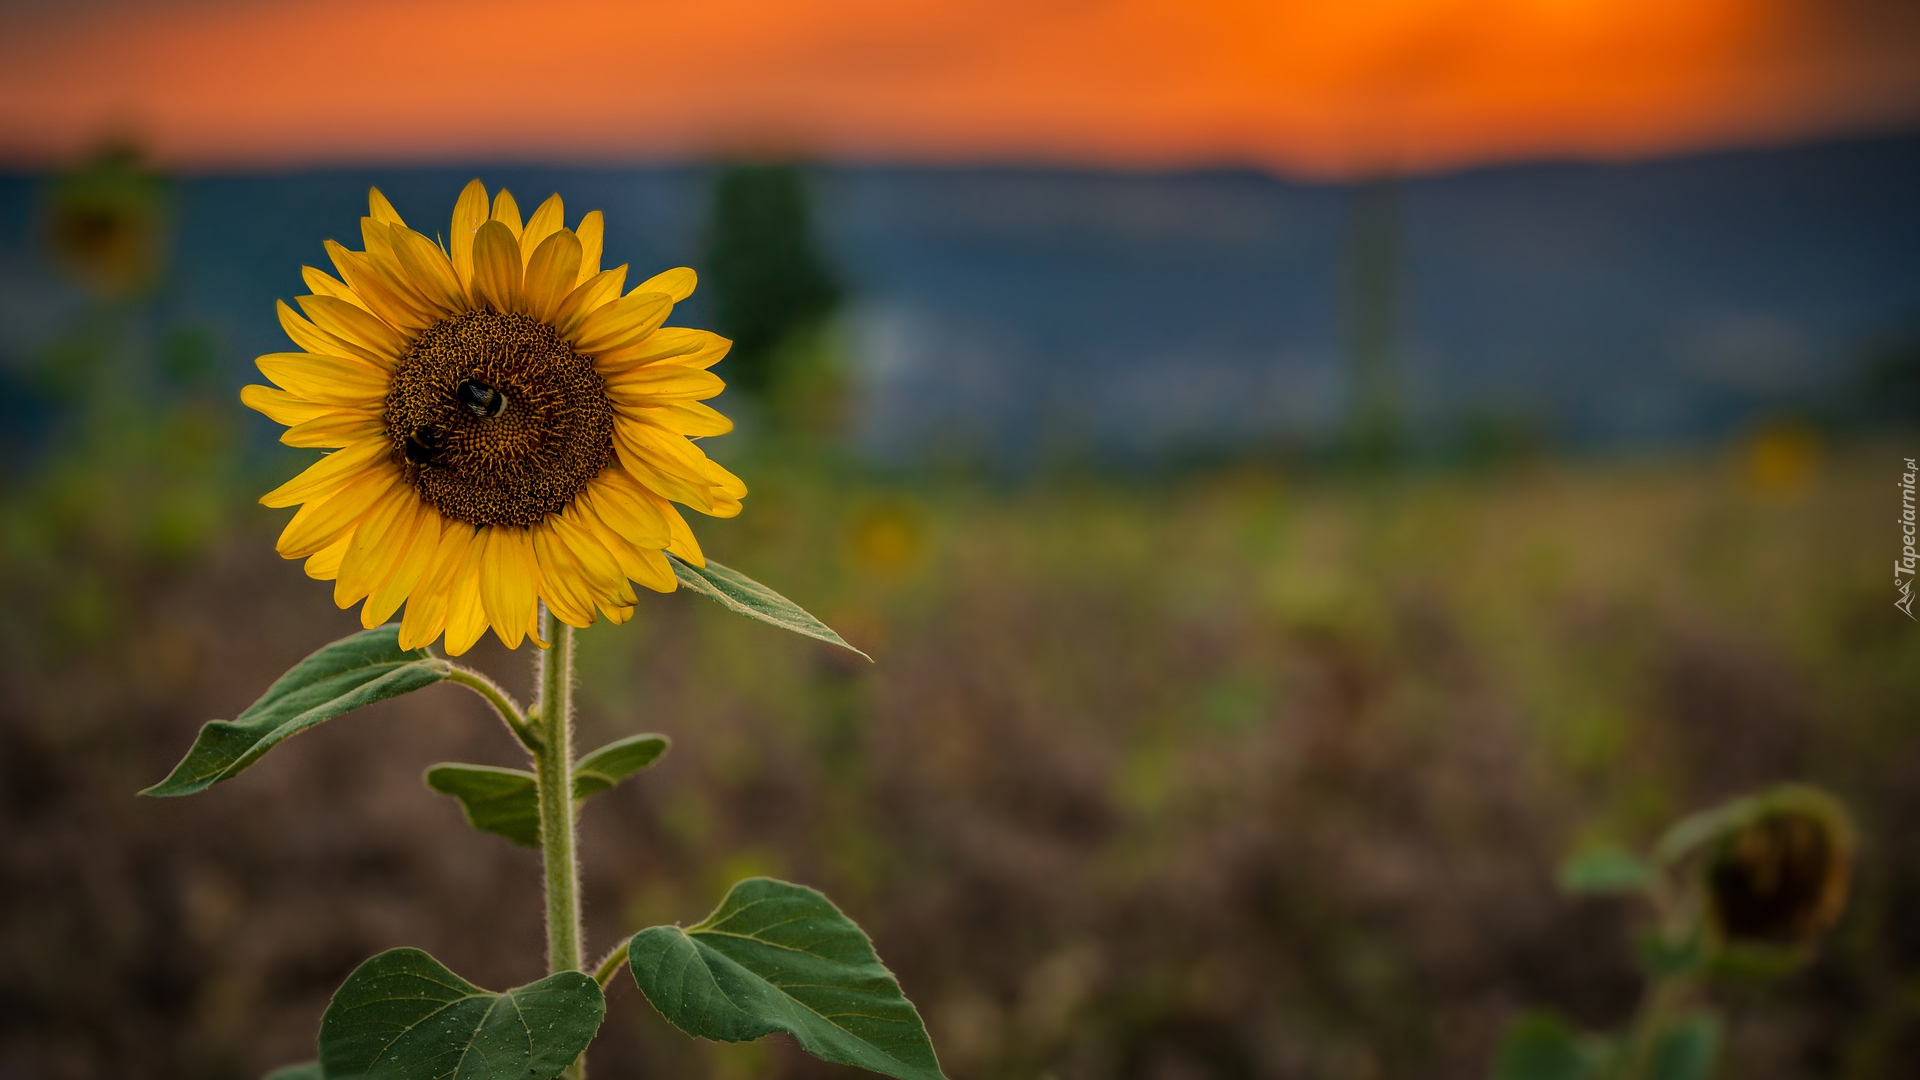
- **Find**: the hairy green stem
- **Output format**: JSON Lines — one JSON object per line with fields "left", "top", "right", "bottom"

{"left": 442, "top": 662, "right": 539, "bottom": 753}
{"left": 532, "top": 608, "right": 586, "bottom": 1078}
{"left": 592, "top": 940, "right": 630, "bottom": 988}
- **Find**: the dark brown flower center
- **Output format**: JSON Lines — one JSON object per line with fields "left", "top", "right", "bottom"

{"left": 383, "top": 309, "right": 615, "bottom": 528}
{"left": 1707, "top": 812, "right": 1842, "bottom": 944}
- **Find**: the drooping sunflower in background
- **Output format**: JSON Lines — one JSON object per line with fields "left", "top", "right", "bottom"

{"left": 243, "top": 181, "right": 744, "bottom": 655}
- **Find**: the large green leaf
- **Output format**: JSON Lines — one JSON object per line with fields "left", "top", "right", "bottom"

{"left": 319, "top": 947, "right": 603, "bottom": 1080}
{"left": 627, "top": 877, "right": 943, "bottom": 1080}
{"left": 144, "top": 625, "right": 447, "bottom": 797}
{"left": 424, "top": 735, "right": 669, "bottom": 848}
{"left": 263, "top": 1064, "right": 323, "bottom": 1080}
{"left": 670, "top": 556, "right": 869, "bottom": 659}
{"left": 423, "top": 764, "right": 542, "bottom": 847}
{"left": 1490, "top": 1011, "right": 1611, "bottom": 1080}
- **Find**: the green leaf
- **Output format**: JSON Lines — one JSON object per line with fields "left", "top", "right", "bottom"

{"left": 144, "top": 625, "right": 447, "bottom": 797}
{"left": 1648, "top": 1013, "right": 1721, "bottom": 1080}
{"left": 574, "top": 733, "right": 670, "bottom": 797}
{"left": 670, "top": 556, "right": 869, "bottom": 659}
{"left": 1490, "top": 1011, "right": 1611, "bottom": 1080}
{"left": 319, "top": 947, "right": 603, "bottom": 1080}
{"left": 424, "top": 735, "right": 669, "bottom": 848}
{"left": 263, "top": 1064, "right": 323, "bottom": 1080}
{"left": 627, "top": 877, "right": 942, "bottom": 1080}
{"left": 1557, "top": 846, "right": 1654, "bottom": 896}
{"left": 423, "top": 764, "right": 541, "bottom": 848}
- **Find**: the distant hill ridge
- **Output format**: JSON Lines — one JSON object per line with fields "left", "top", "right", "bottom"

{"left": 1, "top": 134, "right": 1915, "bottom": 460}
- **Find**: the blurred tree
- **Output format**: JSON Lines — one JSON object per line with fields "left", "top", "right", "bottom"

{"left": 703, "top": 163, "right": 842, "bottom": 400}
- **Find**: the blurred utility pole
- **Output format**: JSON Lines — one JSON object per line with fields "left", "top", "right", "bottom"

{"left": 1341, "top": 177, "right": 1402, "bottom": 469}
{"left": 704, "top": 163, "right": 842, "bottom": 401}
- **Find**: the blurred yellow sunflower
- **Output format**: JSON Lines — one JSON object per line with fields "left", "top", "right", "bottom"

{"left": 243, "top": 181, "right": 744, "bottom": 655}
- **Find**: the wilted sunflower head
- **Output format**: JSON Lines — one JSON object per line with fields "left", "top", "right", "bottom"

{"left": 43, "top": 146, "right": 170, "bottom": 299}
{"left": 244, "top": 181, "right": 744, "bottom": 656}
{"left": 1659, "top": 785, "right": 1855, "bottom": 950}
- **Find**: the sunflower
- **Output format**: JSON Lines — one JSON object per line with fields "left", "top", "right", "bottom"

{"left": 243, "top": 181, "right": 744, "bottom": 656}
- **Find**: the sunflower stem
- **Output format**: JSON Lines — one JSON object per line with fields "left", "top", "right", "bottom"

{"left": 532, "top": 607, "right": 587, "bottom": 1078}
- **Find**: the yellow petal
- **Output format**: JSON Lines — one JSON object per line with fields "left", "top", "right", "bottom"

{"left": 575, "top": 210, "right": 604, "bottom": 284}
{"left": 613, "top": 424, "right": 746, "bottom": 518}
{"left": 604, "top": 366, "right": 726, "bottom": 404}
{"left": 442, "top": 530, "right": 492, "bottom": 657}
{"left": 556, "top": 503, "right": 635, "bottom": 605}
{"left": 277, "top": 468, "right": 398, "bottom": 559}
{"left": 305, "top": 531, "right": 352, "bottom": 580}
{"left": 368, "top": 187, "right": 406, "bottom": 226}
{"left": 620, "top": 400, "right": 734, "bottom": 438}
{"left": 490, "top": 189, "right": 523, "bottom": 238}
{"left": 593, "top": 327, "right": 731, "bottom": 372}
{"left": 572, "top": 289, "right": 672, "bottom": 354}
{"left": 581, "top": 503, "right": 674, "bottom": 595}
{"left": 278, "top": 299, "right": 387, "bottom": 367}
{"left": 399, "top": 518, "right": 473, "bottom": 650}
{"left": 631, "top": 545, "right": 677, "bottom": 593}
{"left": 582, "top": 469, "right": 672, "bottom": 548}
{"left": 552, "top": 265, "right": 628, "bottom": 336}
{"left": 260, "top": 439, "right": 389, "bottom": 508}
{"left": 450, "top": 179, "right": 490, "bottom": 291}
{"left": 532, "top": 523, "right": 597, "bottom": 628}
{"left": 282, "top": 409, "right": 384, "bottom": 449}
{"left": 480, "top": 526, "right": 538, "bottom": 649}
{"left": 521, "top": 194, "right": 565, "bottom": 265}
{"left": 335, "top": 480, "right": 420, "bottom": 606}
{"left": 255, "top": 352, "right": 390, "bottom": 406}
{"left": 295, "top": 294, "right": 410, "bottom": 364}
{"left": 301, "top": 265, "right": 371, "bottom": 311}
{"left": 647, "top": 492, "right": 706, "bottom": 567}
{"left": 387, "top": 225, "right": 466, "bottom": 316}
{"left": 522, "top": 229, "right": 583, "bottom": 323}
{"left": 327, "top": 239, "right": 435, "bottom": 333}
{"left": 612, "top": 448, "right": 716, "bottom": 514}
{"left": 635, "top": 266, "right": 696, "bottom": 302}
{"left": 365, "top": 506, "right": 442, "bottom": 628}
{"left": 469, "top": 220, "right": 524, "bottom": 312}
{"left": 242, "top": 383, "right": 336, "bottom": 427}
{"left": 360, "top": 221, "right": 450, "bottom": 320}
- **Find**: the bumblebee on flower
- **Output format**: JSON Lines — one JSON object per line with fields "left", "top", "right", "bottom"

{"left": 243, "top": 181, "right": 745, "bottom": 655}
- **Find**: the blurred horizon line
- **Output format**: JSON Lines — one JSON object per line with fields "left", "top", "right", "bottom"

{"left": 8, "top": 124, "right": 1920, "bottom": 187}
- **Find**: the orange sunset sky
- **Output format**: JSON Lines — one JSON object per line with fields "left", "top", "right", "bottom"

{"left": 1, "top": 0, "right": 1918, "bottom": 176}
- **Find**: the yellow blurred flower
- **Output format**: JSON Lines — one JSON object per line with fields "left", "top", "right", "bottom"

{"left": 1743, "top": 420, "right": 1820, "bottom": 496}
{"left": 848, "top": 499, "right": 927, "bottom": 577}
{"left": 244, "top": 182, "right": 744, "bottom": 655}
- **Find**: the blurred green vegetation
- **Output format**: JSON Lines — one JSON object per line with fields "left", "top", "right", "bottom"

{"left": 0, "top": 149, "right": 240, "bottom": 662}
